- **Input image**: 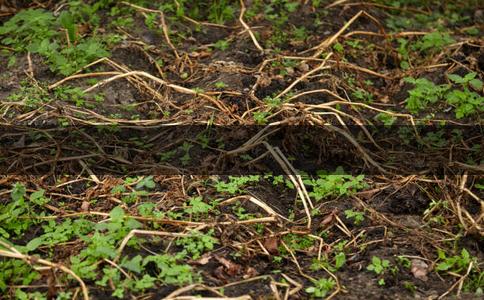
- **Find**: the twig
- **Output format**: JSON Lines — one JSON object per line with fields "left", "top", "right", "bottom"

{"left": 121, "top": 1, "right": 180, "bottom": 59}
{"left": 239, "top": 0, "right": 264, "bottom": 53}
{"left": 0, "top": 245, "right": 89, "bottom": 300}
{"left": 275, "top": 52, "right": 333, "bottom": 99}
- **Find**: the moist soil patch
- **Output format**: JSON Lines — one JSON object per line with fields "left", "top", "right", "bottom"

{"left": 0, "top": 1, "right": 482, "bottom": 299}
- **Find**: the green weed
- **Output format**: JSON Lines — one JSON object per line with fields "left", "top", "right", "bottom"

{"left": 0, "top": 8, "right": 109, "bottom": 75}
{"left": 6, "top": 81, "right": 51, "bottom": 110}
{"left": 213, "top": 39, "right": 230, "bottom": 51}
{"left": 311, "top": 251, "right": 346, "bottom": 273}
{"left": 374, "top": 112, "right": 397, "bottom": 126}
{"left": 184, "top": 196, "right": 214, "bottom": 215}
{"left": 436, "top": 248, "right": 475, "bottom": 274}
{"left": 404, "top": 77, "right": 449, "bottom": 113}
{"left": 446, "top": 72, "right": 483, "bottom": 118}
{"left": 367, "top": 256, "right": 391, "bottom": 275}
{"left": 413, "top": 32, "right": 454, "bottom": 53}
{"left": 344, "top": 209, "right": 365, "bottom": 225}
{"left": 305, "top": 278, "right": 336, "bottom": 298}
{"left": 352, "top": 88, "right": 374, "bottom": 103}
{"left": 436, "top": 248, "right": 482, "bottom": 293}
{"left": 214, "top": 81, "right": 228, "bottom": 89}
{"left": 281, "top": 233, "right": 314, "bottom": 253}
{"left": 96, "top": 253, "right": 194, "bottom": 298}
{"left": 175, "top": 230, "right": 218, "bottom": 259}
{"left": 0, "top": 259, "right": 40, "bottom": 292}
{"left": 165, "top": 0, "right": 236, "bottom": 24}
{"left": 0, "top": 183, "right": 46, "bottom": 238}
{"left": 0, "top": 9, "right": 56, "bottom": 52}
{"left": 404, "top": 73, "right": 483, "bottom": 118}
{"left": 70, "top": 206, "right": 142, "bottom": 279}
{"left": 303, "top": 167, "right": 366, "bottom": 201}
{"left": 214, "top": 176, "right": 260, "bottom": 194}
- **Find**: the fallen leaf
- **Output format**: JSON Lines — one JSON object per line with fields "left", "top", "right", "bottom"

{"left": 80, "top": 201, "right": 90, "bottom": 212}
{"left": 213, "top": 265, "right": 227, "bottom": 281}
{"left": 411, "top": 259, "right": 429, "bottom": 281}
{"left": 13, "top": 135, "right": 25, "bottom": 148}
{"left": 379, "top": 95, "right": 390, "bottom": 103}
{"left": 243, "top": 267, "right": 258, "bottom": 279}
{"left": 77, "top": 24, "right": 91, "bottom": 35}
{"left": 263, "top": 237, "right": 279, "bottom": 255}
{"left": 215, "top": 256, "right": 241, "bottom": 276}
{"left": 321, "top": 213, "right": 335, "bottom": 226}
{"left": 257, "top": 75, "right": 272, "bottom": 88}
{"left": 297, "top": 62, "right": 310, "bottom": 72}
{"left": 189, "top": 51, "right": 211, "bottom": 58}
{"left": 193, "top": 254, "right": 212, "bottom": 265}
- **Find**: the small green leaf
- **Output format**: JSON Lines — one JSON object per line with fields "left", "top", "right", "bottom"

{"left": 58, "top": 11, "right": 76, "bottom": 42}
{"left": 436, "top": 261, "right": 453, "bottom": 271}
{"left": 29, "top": 189, "right": 46, "bottom": 204}
{"left": 109, "top": 206, "right": 125, "bottom": 220}
{"left": 334, "top": 252, "right": 346, "bottom": 270}
{"left": 448, "top": 74, "right": 464, "bottom": 84}
{"left": 121, "top": 255, "right": 144, "bottom": 273}
{"left": 469, "top": 79, "right": 483, "bottom": 90}
{"left": 333, "top": 42, "right": 344, "bottom": 53}
{"left": 463, "top": 72, "right": 477, "bottom": 81}
{"left": 26, "top": 237, "right": 43, "bottom": 251}
{"left": 11, "top": 183, "right": 26, "bottom": 202}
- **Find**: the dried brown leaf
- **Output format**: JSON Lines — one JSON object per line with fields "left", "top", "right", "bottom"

{"left": 263, "top": 237, "right": 279, "bottom": 255}
{"left": 411, "top": 259, "right": 429, "bottom": 281}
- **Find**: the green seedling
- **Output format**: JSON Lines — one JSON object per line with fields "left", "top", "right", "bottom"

{"left": 367, "top": 256, "right": 391, "bottom": 275}
{"left": 446, "top": 72, "right": 483, "bottom": 118}
{"left": 213, "top": 39, "right": 230, "bottom": 51}
{"left": 175, "top": 230, "right": 218, "bottom": 259}
{"left": 374, "top": 112, "right": 397, "bottom": 126}
{"left": 305, "top": 278, "right": 336, "bottom": 298}
{"left": 344, "top": 209, "right": 365, "bottom": 225}
{"left": 436, "top": 248, "right": 474, "bottom": 274}
{"left": 214, "top": 81, "right": 228, "bottom": 88}
{"left": 0, "top": 8, "right": 109, "bottom": 76}
{"left": 436, "top": 248, "right": 482, "bottom": 293}
{"left": 184, "top": 196, "right": 214, "bottom": 215}
{"left": 404, "top": 77, "right": 449, "bottom": 113}
{"left": 214, "top": 176, "right": 260, "bottom": 194}
{"left": 352, "top": 88, "right": 374, "bottom": 103}
{"left": 413, "top": 31, "right": 454, "bottom": 53}
{"left": 303, "top": 167, "right": 366, "bottom": 201}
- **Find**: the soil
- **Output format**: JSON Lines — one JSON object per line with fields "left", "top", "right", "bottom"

{"left": 0, "top": 1, "right": 483, "bottom": 300}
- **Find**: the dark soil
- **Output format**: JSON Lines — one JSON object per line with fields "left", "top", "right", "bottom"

{"left": 0, "top": 0, "right": 483, "bottom": 300}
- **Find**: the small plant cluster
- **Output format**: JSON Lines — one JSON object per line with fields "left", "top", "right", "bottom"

{"left": 404, "top": 72, "right": 483, "bottom": 118}
{"left": 303, "top": 167, "right": 366, "bottom": 201}
{"left": 305, "top": 278, "right": 336, "bottom": 298}
{"left": 394, "top": 31, "right": 455, "bottom": 70}
{"left": 367, "top": 256, "right": 396, "bottom": 286}
{"left": 0, "top": 6, "right": 109, "bottom": 75}
{"left": 214, "top": 175, "right": 261, "bottom": 194}
{"left": 0, "top": 184, "right": 50, "bottom": 291}
{"left": 6, "top": 81, "right": 104, "bottom": 112}
{"left": 0, "top": 183, "right": 47, "bottom": 239}
{"left": 0, "top": 180, "right": 221, "bottom": 299}
{"left": 160, "top": 0, "right": 236, "bottom": 24}
{"left": 344, "top": 209, "right": 365, "bottom": 225}
{"left": 311, "top": 240, "right": 347, "bottom": 273}
{"left": 436, "top": 248, "right": 482, "bottom": 293}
